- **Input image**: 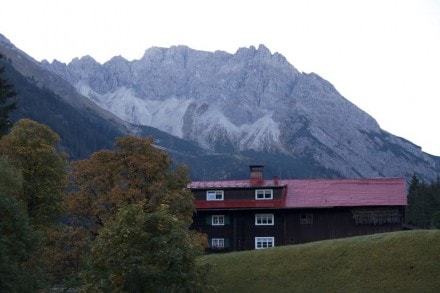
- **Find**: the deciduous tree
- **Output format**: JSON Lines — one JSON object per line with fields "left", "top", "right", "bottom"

{"left": 68, "top": 135, "right": 194, "bottom": 235}
{"left": 0, "top": 155, "right": 21, "bottom": 195}
{"left": 82, "top": 203, "right": 208, "bottom": 292}
{"left": 67, "top": 135, "right": 208, "bottom": 291}
{"left": 0, "top": 118, "right": 68, "bottom": 228}
{"left": 0, "top": 119, "right": 69, "bottom": 287}
{"left": 0, "top": 156, "right": 45, "bottom": 292}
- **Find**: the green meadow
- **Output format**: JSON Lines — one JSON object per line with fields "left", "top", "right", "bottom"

{"left": 200, "top": 230, "right": 440, "bottom": 292}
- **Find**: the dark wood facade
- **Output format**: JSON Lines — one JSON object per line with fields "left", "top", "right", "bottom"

{"left": 191, "top": 206, "right": 404, "bottom": 252}
{"left": 189, "top": 166, "right": 407, "bottom": 252}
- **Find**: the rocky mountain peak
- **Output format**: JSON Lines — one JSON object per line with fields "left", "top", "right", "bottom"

{"left": 236, "top": 44, "right": 271, "bottom": 57}
{"left": 70, "top": 55, "right": 100, "bottom": 70}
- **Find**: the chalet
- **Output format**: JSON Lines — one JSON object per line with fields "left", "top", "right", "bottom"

{"left": 189, "top": 165, "right": 407, "bottom": 251}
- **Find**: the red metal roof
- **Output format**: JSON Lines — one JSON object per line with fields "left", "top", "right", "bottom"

{"left": 189, "top": 177, "right": 407, "bottom": 209}
{"left": 281, "top": 178, "right": 407, "bottom": 208}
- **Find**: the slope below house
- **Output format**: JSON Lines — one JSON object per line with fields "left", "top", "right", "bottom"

{"left": 200, "top": 230, "right": 440, "bottom": 292}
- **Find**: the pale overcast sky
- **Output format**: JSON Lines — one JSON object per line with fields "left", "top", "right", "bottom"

{"left": 1, "top": 0, "right": 439, "bottom": 155}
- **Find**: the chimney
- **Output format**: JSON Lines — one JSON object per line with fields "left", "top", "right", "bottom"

{"left": 273, "top": 176, "right": 279, "bottom": 186}
{"left": 249, "top": 165, "right": 264, "bottom": 185}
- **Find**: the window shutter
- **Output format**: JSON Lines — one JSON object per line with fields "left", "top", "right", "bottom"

{"left": 224, "top": 238, "right": 230, "bottom": 248}
{"left": 206, "top": 215, "right": 212, "bottom": 225}
{"left": 224, "top": 215, "right": 231, "bottom": 225}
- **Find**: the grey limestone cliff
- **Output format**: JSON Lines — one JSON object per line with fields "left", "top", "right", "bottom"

{"left": 41, "top": 44, "right": 440, "bottom": 180}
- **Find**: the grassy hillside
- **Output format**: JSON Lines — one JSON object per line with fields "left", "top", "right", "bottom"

{"left": 199, "top": 230, "right": 440, "bottom": 292}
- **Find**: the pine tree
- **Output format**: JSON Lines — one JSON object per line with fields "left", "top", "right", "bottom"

{"left": 0, "top": 53, "right": 17, "bottom": 137}
{"left": 406, "top": 174, "right": 440, "bottom": 228}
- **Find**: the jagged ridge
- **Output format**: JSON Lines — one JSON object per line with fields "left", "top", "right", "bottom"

{"left": 0, "top": 36, "right": 432, "bottom": 181}
{"left": 40, "top": 44, "right": 440, "bottom": 180}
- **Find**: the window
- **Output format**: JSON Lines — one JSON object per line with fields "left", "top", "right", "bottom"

{"left": 212, "top": 215, "right": 225, "bottom": 226}
{"left": 300, "top": 213, "right": 313, "bottom": 224}
{"left": 206, "top": 190, "right": 224, "bottom": 201}
{"left": 352, "top": 209, "right": 401, "bottom": 225}
{"left": 207, "top": 215, "right": 230, "bottom": 226}
{"left": 211, "top": 238, "right": 225, "bottom": 248}
{"left": 255, "top": 237, "right": 275, "bottom": 249}
{"left": 255, "top": 189, "right": 273, "bottom": 200}
{"left": 255, "top": 213, "right": 274, "bottom": 225}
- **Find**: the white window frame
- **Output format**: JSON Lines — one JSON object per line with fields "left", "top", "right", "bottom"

{"left": 206, "top": 190, "right": 224, "bottom": 201}
{"left": 211, "top": 238, "right": 225, "bottom": 248}
{"left": 255, "top": 237, "right": 275, "bottom": 249}
{"left": 212, "top": 215, "right": 225, "bottom": 226}
{"left": 255, "top": 189, "right": 273, "bottom": 200}
{"left": 255, "top": 213, "right": 274, "bottom": 226}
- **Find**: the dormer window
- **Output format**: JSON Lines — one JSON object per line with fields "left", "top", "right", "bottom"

{"left": 207, "top": 190, "right": 224, "bottom": 201}
{"left": 255, "top": 189, "right": 273, "bottom": 200}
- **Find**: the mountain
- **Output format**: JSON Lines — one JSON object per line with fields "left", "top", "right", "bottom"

{"left": 1, "top": 33, "right": 439, "bottom": 181}
{"left": 40, "top": 43, "right": 440, "bottom": 181}
{"left": 0, "top": 34, "right": 204, "bottom": 162}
